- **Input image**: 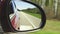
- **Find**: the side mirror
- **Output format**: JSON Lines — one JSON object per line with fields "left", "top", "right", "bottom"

{"left": 0, "top": 0, "right": 46, "bottom": 32}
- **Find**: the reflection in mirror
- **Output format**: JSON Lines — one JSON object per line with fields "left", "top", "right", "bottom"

{"left": 9, "top": 0, "right": 41, "bottom": 31}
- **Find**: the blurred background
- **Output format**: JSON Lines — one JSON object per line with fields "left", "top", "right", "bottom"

{"left": 28, "top": 0, "right": 60, "bottom": 34}
{"left": 0, "top": 0, "right": 60, "bottom": 34}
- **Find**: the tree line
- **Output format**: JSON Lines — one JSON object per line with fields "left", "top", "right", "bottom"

{"left": 30, "top": 0, "right": 60, "bottom": 20}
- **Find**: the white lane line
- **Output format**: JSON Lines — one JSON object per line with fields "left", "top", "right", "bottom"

{"left": 21, "top": 12, "right": 37, "bottom": 28}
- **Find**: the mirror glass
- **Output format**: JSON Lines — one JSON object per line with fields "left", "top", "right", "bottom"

{"left": 9, "top": 0, "right": 41, "bottom": 31}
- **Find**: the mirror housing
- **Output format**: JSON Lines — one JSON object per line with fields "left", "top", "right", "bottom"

{"left": 0, "top": 0, "right": 46, "bottom": 32}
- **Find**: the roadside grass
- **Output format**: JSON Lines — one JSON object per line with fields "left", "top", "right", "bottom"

{"left": 23, "top": 12, "right": 41, "bottom": 18}
{"left": 28, "top": 20, "right": 60, "bottom": 34}
{"left": 28, "top": 31, "right": 60, "bottom": 34}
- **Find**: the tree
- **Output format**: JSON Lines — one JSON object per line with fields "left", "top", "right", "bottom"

{"left": 45, "top": 0, "right": 49, "bottom": 6}
{"left": 41, "top": 0, "right": 46, "bottom": 8}
{"left": 54, "top": 0, "right": 58, "bottom": 18}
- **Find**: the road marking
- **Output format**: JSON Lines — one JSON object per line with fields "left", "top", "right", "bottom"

{"left": 21, "top": 12, "right": 37, "bottom": 28}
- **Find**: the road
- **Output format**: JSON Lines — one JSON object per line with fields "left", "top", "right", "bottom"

{"left": 19, "top": 11, "right": 41, "bottom": 31}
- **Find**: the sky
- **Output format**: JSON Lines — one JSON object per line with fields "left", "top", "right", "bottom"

{"left": 14, "top": 0, "right": 36, "bottom": 10}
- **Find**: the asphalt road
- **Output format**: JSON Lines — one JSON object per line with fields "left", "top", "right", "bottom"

{"left": 19, "top": 11, "right": 41, "bottom": 29}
